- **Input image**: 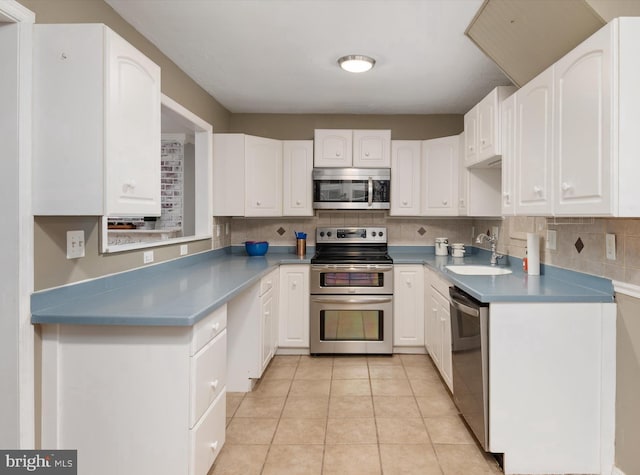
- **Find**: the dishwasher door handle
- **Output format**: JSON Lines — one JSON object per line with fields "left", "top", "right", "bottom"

{"left": 450, "top": 298, "right": 480, "bottom": 317}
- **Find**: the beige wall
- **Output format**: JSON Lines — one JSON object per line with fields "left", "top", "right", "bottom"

{"left": 229, "top": 114, "right": 462, "bottom": 140}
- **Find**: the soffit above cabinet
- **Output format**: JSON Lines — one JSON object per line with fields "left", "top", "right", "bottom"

{"left": 466, "top": 0, "right": 605, "bottom": 87}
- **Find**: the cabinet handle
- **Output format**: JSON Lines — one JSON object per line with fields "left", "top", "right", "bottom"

{"left": 468, "top": 146, "right": 474, "bottom": 151}
{"left": 212, "top": 322, "right": 220, "bottom": 332}
{"left": 335, "top": 151, "right": 341, "bottom": 157}
{"left": 296, "top": 200, "right": 301, "bottom": 205}
{"left": 402, "top": 200, "right": 408, "bottom": 206}
{"left": 442, "top": 200, "right": 448, "bottom": 205}
{"left": 406, "top": 280, "right": 412, "bottom": 287}
{"left": 459, "top": 199, "right": 465, "bottom": 206}
{"left": 533, "top": 186, "right": 543, "bottom": 195}
{"left": 265, "top": 311, "right": 270, "bottom": 316}
{"left": 210, "top": 380, "right": 219, "bottom": 390}
{"left": 210, "top": 441, "right": 219, "bottom": 451}
{"left": 481, "top": 139, "right": 486, "bottom": 145}
{"left": 292, "top": 282, "right": 297, "bottom": 290}
{"left": 365, "top": 152, "right": 370, "bottom": 157}
{"left": 561, "top": 182, "right": 573, "bottom": 193}
{"left": 256, "top": 201, "right": 261, "bottom": 206}
{"left": 123, "top": 179, "right": 137, "bottom": 191}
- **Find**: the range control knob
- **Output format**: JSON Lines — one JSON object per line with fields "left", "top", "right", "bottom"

{"left": 319, "top": 231, "right": 325, "bottom": 237}
{"left": 372, "top": 231, "right": 377, "bottom": 237}
{"left": 327, "top": 231, "right": 332, "bottom": 237}
{"left": 379, "top": 231, "right": 384, "bottom": 237}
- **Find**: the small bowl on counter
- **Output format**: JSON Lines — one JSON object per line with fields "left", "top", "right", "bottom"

{"left": 245, "top": 241, "right": 269, "bottom": 256}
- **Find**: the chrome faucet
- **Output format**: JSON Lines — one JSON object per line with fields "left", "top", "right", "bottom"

{"left": 476, "top": 233, "right": 504, "bottom": 266}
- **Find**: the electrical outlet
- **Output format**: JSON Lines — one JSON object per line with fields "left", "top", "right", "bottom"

{"left": 225, "top": 223, "right": 230, "bottom": 235}
{"left": 216, "top": 224, "right": 221, "bottom": 237}
{"left": 180, "top": 244, "right": 188, "bottom": 256}
{"left": 606, "top": 233, "right": 616, "bottom": 260}
{"left": 143, "top": 250, "right": 154, "bottom": 264}
{"left": 471, "top": 226, "right": 475, "bottom": 239}
{"left": 66, "top": 230, "right": 85, "bottom": 259}
{"left": 546, "top": 230, "right": 557, "bottom": 250}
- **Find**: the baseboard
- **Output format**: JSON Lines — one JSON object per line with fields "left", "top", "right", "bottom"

{"left": 275, "top": 348, "right": 309, "bottom": 356}
{"left": 612, "top": 466, "right": 627, "bottom": 475}
{"left": 392, "top": 346, "right": 427, "bottom": 354}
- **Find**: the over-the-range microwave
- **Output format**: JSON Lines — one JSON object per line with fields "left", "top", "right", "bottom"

{"left": 312, "top": 168, "right": 390, "bottom": 210}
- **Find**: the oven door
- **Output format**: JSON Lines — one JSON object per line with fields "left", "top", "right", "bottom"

{"left": 310, "top": 295, "right": 393, "bottom": 354}
{"left": 310, "top": 265, "right": 393, "bottom": 295}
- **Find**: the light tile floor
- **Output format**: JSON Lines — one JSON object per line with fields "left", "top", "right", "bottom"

{"left": 210, "top": 354, "right": 503, "bottom": 475}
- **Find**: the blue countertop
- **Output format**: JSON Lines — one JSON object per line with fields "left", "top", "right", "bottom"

{"left": 31, "top": 245, "right": 614, "bottom": 327}
{"left": 31, "top": 246, "right": 311, "bottom": 326}
{"left": 389, "top": 246, "right": 614, "bottom": 303}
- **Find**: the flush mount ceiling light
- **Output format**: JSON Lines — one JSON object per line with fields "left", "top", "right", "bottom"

{"left": 337, "top": 54, "right": 376, "bottom": 73}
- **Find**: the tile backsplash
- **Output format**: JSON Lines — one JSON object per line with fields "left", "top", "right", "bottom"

{"left": 226, "top": 212, "right": 474, "bottom": 248}
{"left": 474, "top": 216, "right": 640, "bottom": 286}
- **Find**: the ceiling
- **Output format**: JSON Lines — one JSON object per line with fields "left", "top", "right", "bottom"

{"left": 105, "top": 0, "right": 513, "bottom": 115}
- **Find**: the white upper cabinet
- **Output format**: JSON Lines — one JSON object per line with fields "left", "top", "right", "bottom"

{"left": 283, "top": 141, "right": 313, "bottom": 216}
{"left": 514, "top": 67, "right": 554, "bottom": 216}
{"left": 553, "top": 21, "right": 612, "bottom": 216}
{"left": 464, "top": 86, "right": 516, "bottom": 168}
{"left": 213, "top": 134, "right": 283, "bottom": 217}
{"left": 314, "top": 129, "right": 390, "bottom": 167}
{"left": 33, "top": 24, "right": 161, "bottom": 217}
{"left": 353, "top": 130, "right": 391, "bottom": 167}
{"left": 390, "top": 140, "right": 421, "bottom": 216}
{"left": 314, "top": 129, "right": 352, "bottom": 167}
{"left": 422, "top": 136, "right": 459, "bottom": 216}
{"left": 244, "top": 136, "right": 283, "bottom": 216}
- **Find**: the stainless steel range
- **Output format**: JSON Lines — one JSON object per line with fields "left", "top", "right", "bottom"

{"left": 310, "top": 227, "right": 393, "bottom": 355}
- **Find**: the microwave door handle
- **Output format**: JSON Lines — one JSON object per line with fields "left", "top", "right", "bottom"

{"left": 368, "top": 176, "right": 373, "bottom": 207}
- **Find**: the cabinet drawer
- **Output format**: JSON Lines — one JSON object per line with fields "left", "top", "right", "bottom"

{"left": 191, "top": 305, "right": 227, "bottom": 355}
{"left": 190, "top": 390, "right": 226, "bottom": 475}
{"left": 190, "top": 330, "right": 227, "bottom": 427}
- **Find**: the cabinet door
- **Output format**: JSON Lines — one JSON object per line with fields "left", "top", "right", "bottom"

{"left": 279, "top": 265, "right": 310, "bottom": 348}
{"left": 283, "top": 141, "right": 313, "bottom": 216}
{"left": 477, "top": 88, "right": 499, "bottom": 161}
{"left": 212, "top": 134, "right": 246, "bottom": 216}
{"left": 390, "top": 140, "right": 421, "bottom": 216}
{"left": 393, "top": 265, "right": 425, "bottom": 347}
{"left": 353, "top": 130, "right": 391, "bottom": 167}
{"left": 428, "top": 292, "right": 442, "bottom": 369}
{"left": 463, "top": 107, "right": 478, "bottom": 166}
{"left": 501, "top": 93, "right": 517, "bottom": 216}
{"left": 314, "top": 129, "right": 352, "bottom": 167}
{"left": 261, "top": 290, "right": 274, "bottom": 374}
{"left": 553, "top": 25, "right": 612, "bottom": 216}
{"left": 245, "top": 136, "right": 283, "bottom": 216}
{"left": 422, "top": 136, "right": 459, "bottom": 216}
{"left": 105, "top": 28, "right": 161, "bottom": 217}
{"left": 515, "top": 67, "right": 554, "bottom": 216}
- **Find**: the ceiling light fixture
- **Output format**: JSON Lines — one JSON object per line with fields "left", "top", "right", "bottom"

{"left": 337, "top": 54, "right": 376, "bottom": 73}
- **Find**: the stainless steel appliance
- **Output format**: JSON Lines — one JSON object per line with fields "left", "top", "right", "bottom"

{"left": 310, "top": 227, "right": 393, "bottom": 354}
{"left": 312, "top": 168, "right": 391, "bottom": 210}
{"left": 449, "top": 286, "right": 490, "bottom": 450}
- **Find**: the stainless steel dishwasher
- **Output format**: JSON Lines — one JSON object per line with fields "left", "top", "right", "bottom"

{"left": 449, "top": 287, "right": 490, "bottom": 450}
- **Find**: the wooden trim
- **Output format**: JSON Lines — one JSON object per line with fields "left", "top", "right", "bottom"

{"left": 613, "top": 280, "right": 640, "bottom": 300}
{"left": 0, "top": 0, "right": 35, "bottom": 23}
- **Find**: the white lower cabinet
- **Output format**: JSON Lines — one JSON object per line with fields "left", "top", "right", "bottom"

{"left": 393, "top": 265, "right": 425, "bottom": 350}
{"left": 279, "top": 264, "right": 310, "bottom": 351}
{"left": 40, "top": 305, "right": 228, "bottom": 475}
{"left": 228, "top": 268, "right": 279, "bottom": 391}
{"left": 424, "top": 267, "right": 453, "bottom": 391}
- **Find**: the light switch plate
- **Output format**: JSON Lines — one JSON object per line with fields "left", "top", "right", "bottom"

{"left": 546, "top": 230, "right": 557, "bottom": 250}
{"left": 143, "top": 250, "right": 154, "bottom": 264}
{"left": 606, "top": 233, "right": 616, "bottom": 260}
{"left": 66, "top": 230, "right": 85, "bottom": 259}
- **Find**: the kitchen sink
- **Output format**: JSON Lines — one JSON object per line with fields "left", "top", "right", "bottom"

{"left": 445, "top": 265, "right": 512, "bottom": 276}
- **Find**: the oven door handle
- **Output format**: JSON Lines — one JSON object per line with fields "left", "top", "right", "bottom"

{"left": 311, "top": 264, "right": 393, "bottom": 271}
{"left": 310, "top": 296, "right": 393, "bottom": 305}
{"left": 368, "top": 176, "right": 373, "bottom": 207}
